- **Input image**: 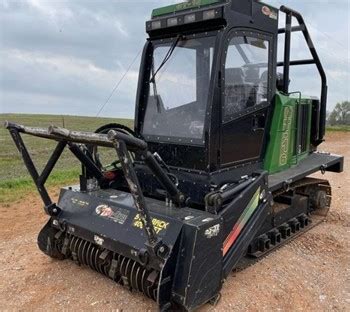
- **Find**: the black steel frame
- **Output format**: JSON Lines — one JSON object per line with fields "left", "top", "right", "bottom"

{"left": 277, "top": 5, "right": 327, "bottom": 145}
{"left": 136, "top": 1, "right": 280, "bottom": 174}
{"left": 4, "top": 122, "right": 184, "bottom": 262}
{"left": 135, "top": 30, "right": 219, "bottom": 146}
{"left": 7, "top": 126, "right": 65, "bottom": 216}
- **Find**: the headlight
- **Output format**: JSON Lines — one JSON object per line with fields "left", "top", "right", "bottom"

{"left": 184, "top": 13, "right": 196, "bottom": 24}
{"left": 203, "top": 9, "right": 216, "bottom": 20}
{"left": 151, "top": 20, "right": 162, "bottom": 30}
{"left": 167, "top": 17, "right": 178, "bottom": 27}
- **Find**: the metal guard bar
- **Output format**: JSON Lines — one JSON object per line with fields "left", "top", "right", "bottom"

{"left": 278, "top": 5, "right": 328, "bottom": 145}
{"left": 4, "top": 121, "right": 184, "bottom": 262}
{"left": 4, "top": 122, "right": 183, "bottom": 204}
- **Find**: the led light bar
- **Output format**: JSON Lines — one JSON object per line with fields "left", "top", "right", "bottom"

{"left": 146, "top": 6, "right": 224, "bottom": 33}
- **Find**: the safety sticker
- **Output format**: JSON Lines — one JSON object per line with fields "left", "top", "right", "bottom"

{"left": 205, "top": 224, "right": 220, "bottom": 238}
{"left": 280, "top": 106, "right": 293, "bottom": 166}
{"left": 262, "top": 5, "right": 278, "bottom": 20}
{"left": 95, "top": 204, "right": 129, "bottom": 225}
{"left": 133, "top": 214, "right": 169, "bottom": 234}
{"left": 71, "top": 198, "right": 89, "bottom": 207}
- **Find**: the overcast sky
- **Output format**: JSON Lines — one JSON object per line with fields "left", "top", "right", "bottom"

{"left": 0, "top": 0, "right": 349, "bottom": 118}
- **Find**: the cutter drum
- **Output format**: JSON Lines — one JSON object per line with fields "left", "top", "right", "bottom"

{"left": 62, "top": 234, "right": 160, "bottom": 300}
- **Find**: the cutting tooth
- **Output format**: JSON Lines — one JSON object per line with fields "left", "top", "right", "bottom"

{"left": 82, "top": 240, "right": 89, "bottom": 266}
{"left": 140, "top": 267, "right": 147, "bottom": 295}
{"left": 61, "top": 236, "right": 159, "bottom": 300}
{"left": 90, "top": 245, "right": 98, "bottom": 272}
{"left": 83, "top": 241, "right": 89, "bottom": 265}
{"left": 102, "top": 255, "right": 110, "bottom": 276}
{"left": 76, "top": 237, "right": 82, "bottom": 263}
{"left": 135, "top": 264, "right": 142, "bottom": 291}
{"left": 72, "top": 236, "right": 79, "bottom": 255}
{"left": 122, "top": 258, "right": 132, "bottom": 288}
{"left": 154, "top": 288, "right": 158, "bottom": 302}
{"left": 68, "top": 235, "right": 74, "bottom": 252}
{"left": 77, "top": 238, "right": 85, "bottom": 264}
{"left": 130, "top": 261, "right": 138, "bottom": 290}
{"left": 99, "top": 250, "right": 110, "bottom": 276}
{"left": 116, "top": 254, "right": 123, "bottom": 280}
{"left": 114, "top": 255, "right": 122, "bottom": 283}
{"left": 70, "top": 236, "right": 76, "bottom": 253}
{"left": 88, "top": 242, "right": 95, "bottom": 271}
{"left": 145, "top": 273, "right": 152, "bottom": 298}
{"left": 146, "top": 271, "right": 158, "bottom": 299}
{"left": 97, "top": 250, "right": 103, "bottom": 274}
{"left": 101, "top": 252, "right": 109, "bottom": 276}
{"left": 113, "top": 254, "right": 122, "bottom": 283}
{"left": 79, "top": 239, "right": 85, "bottom": 264}
{"left": 151, "top": 272, "right": 159, "bottom": 300}
{"left": 94, "top": 247, "right": 101, "bottom": 274}
{"left": 119, "top": 256, "right": 127, "bottom": 277}
{"left": 125, "top": 258, "right": 133, "bottom": 284}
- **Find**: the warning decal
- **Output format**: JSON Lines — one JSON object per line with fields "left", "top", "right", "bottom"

{"left": 133, "top": 214, "right": 169, "bottom": 234}
{"left": 95, "top": 204, "right": 129, "bottom": 225}
{"left": 262, "top": 5, "right": 278, "bottom": 20}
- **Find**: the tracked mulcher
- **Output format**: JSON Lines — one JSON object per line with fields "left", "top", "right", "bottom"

{"left": 5, "top": 0, "right": 344, "bottom": 310}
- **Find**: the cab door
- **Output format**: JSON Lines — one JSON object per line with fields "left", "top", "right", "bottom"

{"left": 220, "top": 29, "right": 273, "bottom": 166}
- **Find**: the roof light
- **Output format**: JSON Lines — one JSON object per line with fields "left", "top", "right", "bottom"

{"left": 203, "top": 9, "right": 216, "bottom": 20}
{"left": 167, "top": 17, "right": 178, "bottom": 27}
{"left": 146, "top": 6, "right": 224, "bottom": 34}
{"left": 151, "top": 20, "right": 162, "bottom": 30}
{"left": 184, "top": 13, "right": 196, "bottom": 24}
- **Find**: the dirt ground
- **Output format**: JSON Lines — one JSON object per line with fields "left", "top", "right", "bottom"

{"left": 0, "top": 132, "right": 349, "bottom": 312}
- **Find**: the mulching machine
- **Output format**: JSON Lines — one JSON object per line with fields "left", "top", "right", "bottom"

{"left": 5, "top": 0, "right": 344, "bottom": 310}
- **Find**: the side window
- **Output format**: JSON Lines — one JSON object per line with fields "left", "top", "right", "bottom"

{"left": 152, "top": 46, "right": 197, "bottom": 109}
{"left": 223, "top": 34, "right": 270, "bottom": 121}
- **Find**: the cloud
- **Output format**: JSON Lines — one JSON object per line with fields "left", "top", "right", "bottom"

{"left": 0, "top": 0, "right": 349, "bottom": 118}
{"left": 0, "top": 0, "right": 150, "bottom": 117}
{"left": 0, "top": 48, "right": 140, "bottom": 117}
{"left": 271, "top": 0, "right": 349, "bottom": 107}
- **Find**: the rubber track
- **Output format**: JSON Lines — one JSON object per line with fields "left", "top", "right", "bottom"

{"left": 235, "top": 177, "right": 332, "bottom": 271}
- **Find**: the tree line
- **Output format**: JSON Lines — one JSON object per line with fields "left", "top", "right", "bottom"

{"left": 327, "top": 101, "right": 350, "bottom": 126}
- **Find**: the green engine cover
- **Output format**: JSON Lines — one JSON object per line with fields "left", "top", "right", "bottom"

{"left": 264, "top": 92, "right": 312, "bottom": 174}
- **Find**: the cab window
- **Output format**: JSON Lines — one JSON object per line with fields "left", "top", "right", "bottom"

{"left": 223, "top": 34, "right": 269, "bottom": 122}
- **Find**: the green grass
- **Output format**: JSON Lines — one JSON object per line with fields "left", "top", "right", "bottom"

{"left": 0, "top": 113, "right": 133, "bottom": 203}
{"left": 326, "top": 125, "right": 350, "bottom": 132}
{"left": 0, "top": 113, "right": 348, "bottom": 204}
{"left": 0, "top": 168, "right": 80, "bottom": 203}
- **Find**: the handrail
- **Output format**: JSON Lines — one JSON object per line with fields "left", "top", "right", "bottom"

{"left": 278, "top": 5, "right": 328, "bottom": 144}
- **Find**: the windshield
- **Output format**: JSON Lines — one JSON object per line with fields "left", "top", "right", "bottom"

{"left": 142, "top": 35, "right": 216, "bottom": 142}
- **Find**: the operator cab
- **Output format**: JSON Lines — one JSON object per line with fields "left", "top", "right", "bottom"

{"left": 135, "top": 0, "right": 278, "bottom": 175}
{"left": 142, "top": 34, "right": 214, "bottom": 144}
